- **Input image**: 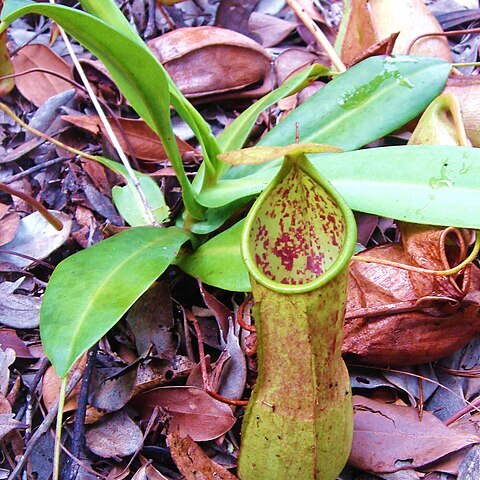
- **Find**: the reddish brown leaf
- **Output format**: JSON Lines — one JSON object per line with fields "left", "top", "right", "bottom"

{"left": 0, "top": 329, "right": 34, "bottom": 359}
{"left": 338, "top": 0, "right": 378, "bottom": 66}
{"left": 167, "top": 432, "right": 239, "bottom": 480}
{"left": 61, "top": 114, "right": 197, "bottom": 162}
{"left": 350, "top": 396, "right": 479, "bottom": 474}
{"left": 12, "top": 44, "right": 72, "bottom": 107}
{"left": 343, "top": 224, "right": 480, "bottom": 365}
{"left": 131, "top": 386, "right": 236, "bottom": 441}
{"left": 147, "top": 26, "right": 273, "bottom": 103}
{"left": 0, "top": 206, "right": 20, "bottom": 247}
{"left": 249, "top": 12, "right": 296, "bottom": 48}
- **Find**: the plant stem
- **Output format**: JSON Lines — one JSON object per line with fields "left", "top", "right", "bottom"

{"left": 52, "top": 377, "right": 67, "bottom": 480}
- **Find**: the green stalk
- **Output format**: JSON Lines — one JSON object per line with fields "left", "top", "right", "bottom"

{"left": 238, "top": 147, "right": 357, "bottom": 479}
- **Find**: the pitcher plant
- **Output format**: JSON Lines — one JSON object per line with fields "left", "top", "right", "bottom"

{"left": 220, "top": 144, "right": 357, "bottom": 479}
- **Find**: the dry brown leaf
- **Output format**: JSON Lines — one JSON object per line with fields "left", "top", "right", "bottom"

{"left": 350, "top": 396, "right": 480, "bottom": 474}
{"left": 167, "top": 432, "right": 238, "bottom": 480}
{"left": 338, "top": 0, "right": 377, "bottom": 66}
{"left": 62, "top": 114, "right": 197, "bottom": 162}
{"left": 0, "top": 415, "right": 25, "bottom": 440}
{"left": 131, "top": 386, "right": 236, "bottom": 441}
{"left": 249, "top": 12, "right": 296, "bottom": 47}
{"left": 42, "top": 355, "right": 86, "bottom": 412}
{"left": 368, "top": 0, "right": 452, "bottom": 60}
{"left": 444, "top": 76, "right": 480, "bottom": 147}
{"left": 127, "top": 281, "right": 177, "bottom": 359}
{"left": 0, "top": 329, "right": 34, "bottom": 359}
{"left": 343, "top": 224, "right": 480, "bottom": 365}
{"left": 0, "top": 208, "right": 20, "bottom": 247}
{"left": 12, "top": 44, "right": 72, "bottom": 107}
{"left": 147, "top": 26, "right": 273, "bottom": 103}
{"left": 85, "top": 411, "right": 143, "bottom": 459}
{"left": 339, "top": 0, "right": 452, "bottom": 64}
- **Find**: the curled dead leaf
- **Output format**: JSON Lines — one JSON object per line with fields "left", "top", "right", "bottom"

{"left": 338, "top": 0, "right": 452, "bottom": 65}
{"left": 147, "top": 26, "right": 273, "bottom": 103}
{"left": 343, "top": 224, "right": 480, "bottom": 365}
{"left": 368, "top": 0, "right": 452, "bottom": 60}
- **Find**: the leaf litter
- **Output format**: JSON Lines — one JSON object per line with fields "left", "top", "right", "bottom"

{"left": 0, "top": 0, "right": 480, "bottom": 478}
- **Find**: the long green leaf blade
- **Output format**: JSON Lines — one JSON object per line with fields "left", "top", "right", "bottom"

{"left": 260, "top": 55, "right": 451, "bottom": 150}
{"left": 40, "top": 227, "right": 189, "bottom": 377}
{"left": 1, "top": 2, "right": 205, "bottom": 218}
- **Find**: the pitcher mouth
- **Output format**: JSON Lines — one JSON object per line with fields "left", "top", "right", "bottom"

{"left": 241, "top": 155, "right": 357, "bottom": 294}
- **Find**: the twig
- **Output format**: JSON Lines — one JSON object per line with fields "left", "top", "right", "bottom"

{"left": 236, "top": 296, "right": 256, "bottom": 333}
{"left": 48, "top": 0, "right": 159, "bottom": 226}
{"left": 7, "top": 368, "right": 84, "bottom": 480}
{"left": 186, "top": 310, "right": 211, "bottom": 390}
{"left": 65, "top": 346, "right": 97, "bottom": 480}
{"left": 3, "top": 157, "right": 70, "bottom": 184}
{"left": 286, "top": 0, "right": 346, "bottom": 73}
{"left": 23, "top": 358, "right": 51, "bottom": 445}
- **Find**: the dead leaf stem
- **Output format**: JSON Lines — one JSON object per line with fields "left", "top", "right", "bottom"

{"left": 286, "top": 0, "right": 346, "bottom": 72}
{"left": 406, "top": 27, "right": 480, "bottom": 55}
{"left": 0, "top": 181, "right": 63, "bottom": 231}
{"left": 351, "top": 232, "right": 480, "bottom": 276}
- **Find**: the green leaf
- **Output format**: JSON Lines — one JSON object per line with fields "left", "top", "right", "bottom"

{"left": 192, "top": 144, "right": 480, "bottom": 291}
{"left": 40, "top": 227, "right": 189, "bottom": 378}
{"left": 1, "top": 1, "right": 205, "bottom": 219}
{"left": 312, "top": 145, "right": 480, "bottom": 228}
{"left": 94, "top": 156, "right": 169, "bottom": 226}
{"left": 177, "top": 220, "right": 250, "bottom": 292}
{"left": 261, "top": 55, "right": 450, "bottom": 149}
{"left": 217, "top": 64, "right": 329, "bottom": 155}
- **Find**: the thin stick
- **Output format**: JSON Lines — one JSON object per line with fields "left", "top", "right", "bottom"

{"left": 351, "top": 233, "right": 480, "bottom": 277}
{"left": 48, "top": 0, "right": 159, "bottom": 226}
{"left": 286, "top": 0, "right": 346, "bottom": 73}
{"left": 65, "top": 346, "right": 97, "bottom": 480}
{"left": 3, "top": 157, "right": 70, "bottom": 184}
{"left": 7, "top": 369, "right": 83, "bottom": 480}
